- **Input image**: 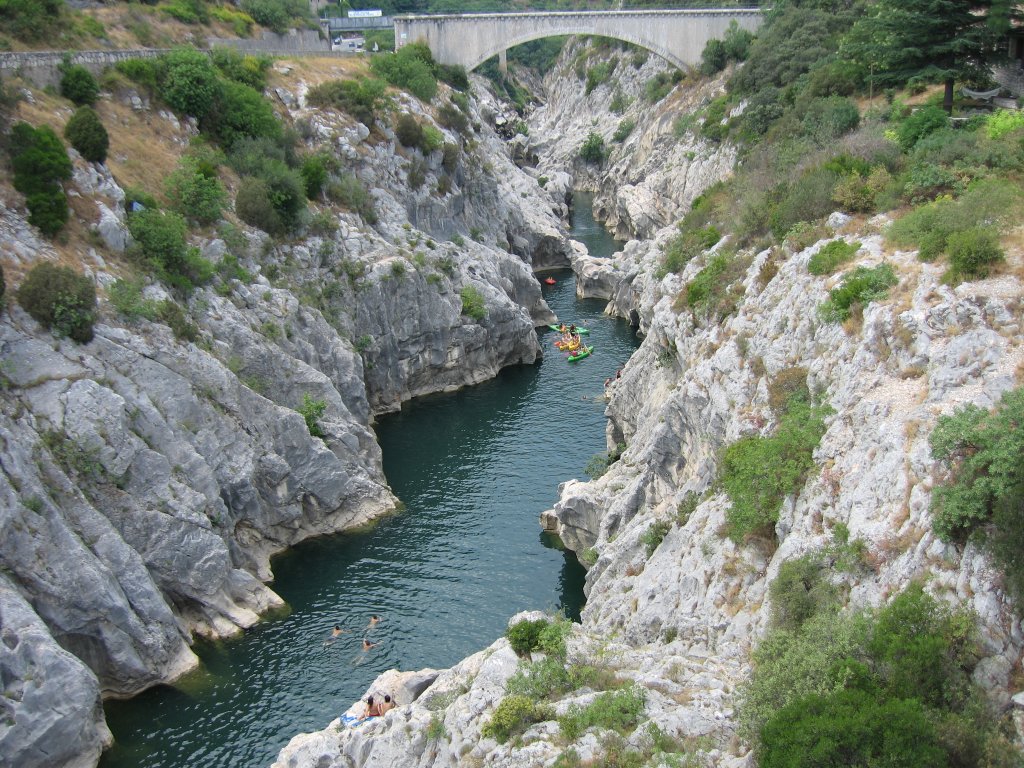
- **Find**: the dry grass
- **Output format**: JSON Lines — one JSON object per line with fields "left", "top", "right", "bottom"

{"left": 100, "top": 99, "right": 187, "bottom": 202}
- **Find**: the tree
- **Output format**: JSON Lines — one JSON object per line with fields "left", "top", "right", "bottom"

{"left": 844, "top": 0, "right": 1017, "bottom": 114}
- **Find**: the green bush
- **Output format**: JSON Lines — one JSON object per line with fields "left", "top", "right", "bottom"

{"left": 644, "top": 70, "right": 680, "bottom": 103}
{"left": 164, "top": 159, "right": 226, "bottom": 225}
{"left": 721, "top": 390, "right": 830, "bottom": 542}
{"left": 63, "top": 106, "right": 109, "bottom": 163}
{"left": 767, "top": 166, "right": 840, "bottom": 239}
{"left": 579, "top": 132, "right": 606, "bottom": 164}
{"left": 801, "top": 96, "right": 859, "bottom": 142}
{"left": 558, "top": 686, "right": 646, "bottom": 742}
{"left": 460, "top": 285, "right": 486, "bottom": 322}
{"left": 108, "top": 278, "right": 159, "bottom": 320}
{"left": 441, "top": 143, "right": 459, "bottom": 175}
{"left": 894, "top": 106, "right": 948, "bottom": 152}
{"left": 60, "top": 64, "right": 99, "bottom": 106}
{"left": 306, "top": 77, "right": 387, "bottom": 126}
{"left": 506, "top": 618, "right": 548, "bottom": 656}
{"left": 115, "top": 58, "right": 161, "bottom": 94}
{"left": 161, "top": 47, "right": 219, "bottom": 119}
{"left": 807, "top": 239, "right": 860, "bottom": 276}
{"left": 585, "top": 57, "right": 617, "bottom": 95}
{"left": 16, "top": 262, "right": 96, "bottom": 343}
{"left": 202, "top": 80, "right": 282, "bottom": 149}
{"left": 640, "top": 519, "right": 671, "bottom": 557}
{"left": 9, "top": 122, "right": 71, "bottom": 236}
{"left": 482, "top": 695, "right": 551, "bottom": 744}
{"left": 127, "top": 208, "right": 214, "bottom": 291}
{"left": 156, "top": 298, "right": 199, "bottom": 341}
{"left": 371, "top": 41, "right": 438, "bottom": 102}
{"left": 326, "top": 173, "right": 377, "bottom": 223}
{"left": 657, "top": 225, "right": 720, "bottom": 278}
{"left": 299, "top": 152, "right": 331, "bottom": 199}
{"left": 760, "top": 688, "right": 945, "bottom": 768}
{"left": 612, "top": 118, "right": 635, "bottom": 143}
{"left": 682, "top": 250, "right": 751, "bottom": 324}
{"left": 930, "top": 387, "right": 1024, "bottom": 543}
{"left": 235, "top": 176, "right": 282, "bottom": 234}
{"left": 0, "top": 0, "right": 61, "bottom": 42}
{"left": 818, "top": 264, "right": 898, "bottom": 323}
{"left": 394, "top": 113, "right": 423, "bottom": 148}
{"left": 298, "top": 393, "right": 327, "bottom": 440}
{"left": 437, "top": 101, "right": 468, "bottom": 134}
{"left": 769, "top": 554, "right": 839, "bottom": 631}
{"left": 210, "top": 47, "right": 271, "bottom": 90}
{"left": 240, "top": 0, "right": 309, "bottom": 34}
{"left": 700, "top": 96, "right": 730, "bottom": 143}
{"left": 945, "top": 227, "right": 1003, "bottom": 282}
{"left": 420, "top": 124, "right": 443, "bottom": 154}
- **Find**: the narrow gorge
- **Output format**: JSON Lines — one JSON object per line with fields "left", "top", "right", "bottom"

{"left": 0, "top": 6, "right": 1022, "bottom": 768}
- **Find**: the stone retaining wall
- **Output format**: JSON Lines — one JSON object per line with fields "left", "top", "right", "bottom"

{"left": 0, "top": 48, "right": 168, "bottom": 87}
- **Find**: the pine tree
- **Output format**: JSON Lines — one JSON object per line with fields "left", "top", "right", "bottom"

{"left": 844, "top": 0, "right": 1017, "bottom": 113}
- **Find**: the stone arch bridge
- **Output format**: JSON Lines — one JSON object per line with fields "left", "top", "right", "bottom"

{"left": 394, "top": 8, "right": 764, "bottom": 72}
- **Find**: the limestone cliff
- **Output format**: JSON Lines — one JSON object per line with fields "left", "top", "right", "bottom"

{"left": 273, "top": 43, "right": 1024, "bottom": 768}
{"left": 0, "top": 58, "right": 573, "bottom": 767}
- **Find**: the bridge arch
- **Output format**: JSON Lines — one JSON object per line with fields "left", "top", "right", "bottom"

{"left": 464, "top": 25, "right": 685, "bottom": 73}
{"left": 394, "top": 10, "right": 764, "bottom": 73}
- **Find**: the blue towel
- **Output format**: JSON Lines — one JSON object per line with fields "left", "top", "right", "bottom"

{"left": 340, "top": 713, "right": 377, "bottom": 727}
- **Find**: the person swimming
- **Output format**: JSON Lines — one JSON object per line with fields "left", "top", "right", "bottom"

{"left": 362, "top": 638, "right": 379, "bottom": 651}
{"left": 366, "top": 615, "right": 380, "bottom": 630}
{"left": 323, "top": 623, "right": 348, "bottom": 648}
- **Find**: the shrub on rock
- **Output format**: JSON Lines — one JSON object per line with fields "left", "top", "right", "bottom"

{"left": 64, "top": 106, "right": 109, "bottom": 163}
{"left": 60, "top": 64, "right": 99, "bottom": 106}
{"left": 16, "top": 262, "right": 97, "bottom": 343}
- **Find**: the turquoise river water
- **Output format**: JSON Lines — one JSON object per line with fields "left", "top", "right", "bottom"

{"left": 100, "top": 193, "right": 638, "bottom": 768}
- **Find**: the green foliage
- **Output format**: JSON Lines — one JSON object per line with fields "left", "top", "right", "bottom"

{"left": 0, "top": 0, "right": 61, "bottom": 42}
{"left": 16, "top": 262, "right": 96, "bottom": 343}
{"left": 721, "top": 386, "right": 830, "bottom": 542}
{"left": 585, "top": 57, "right": 617, "bottom": 95}
{"left": 60, "top": 64, "right": 99, "bottom": 106}
{"left": 807, "top": 239, "right": 860, "bottom": 276}
{"left": 984, "top": 109, "right": 1024, "bottom": 140}
{"left": 506, "top": 618, "right": 548, "bottom": 656}
{"left": 395, "top": 112, "right": 424, "bottom": 148}
{"left": 641, "top": 519, "right": 671, "bottom": 558}
{"left": 232, "top": 149, "right": 306, "bottom": 235}
{"left": 127, "top": 208, "right": 214, "bottom": 292}
{"left": 745, "top": 581, "right": 1001, "bottom": 766}
{"left": 945, "top": 227, "right": 1003, "bottom": 282}
{"left": 507, "top": 657, "right": 583, "bottom": 700}
{"left": 240, "top": 0, "right": 310, "bottom": 34}
{"left": 681, "top": 250, "right": 751, "bottom": 324}
{"left": 657, "top": 225, "right": 720, "bottom": 278}
{"left": 767, "top": 166, "right": 841, "bottom": 239}
{"left": 298, "top": 393, "right": 327, "bottom": 440}
{"left": 156, "top": 299, "right": 199, "bottom": 342}
{"left": 165, "top": 157, "right": 226, "bottom": 224}
{"left": 644, "top": 70, "right": 681, "bottom": 103}
{"left": 609, "top": 88, "right": 631, "bottom": 115}
{"left": 578, "top": 132, "right": 606, "bottom": 164}
{"left": 371, "top": 41, "right": 438, "bottom": 102}
{"left": 299, "top": 152, "right": 332, "bottom": 199}
{"left": 460, "top": 285, "right": 486, "bottom": 322}
{"left": 108, "top": 278, "right": 160, "bottom": 320}
{"left": 437, "top": 101, "right": 468, "bottom": 134}
{"left": 160, "top": 0, "right": 209, "bottom": 24}
{"left": 210, "top": 47, "right": 271, "bottom": 90}
{"left": 611, "top": 118, "right": 635, "bottom": 143}
{"left": 584, "top": 442, "right": 624, "bottom": 480}
{"left": 769, "top": 554, "right": 840, "bottom": 631}
{"left": 210, "top": 5, "right": 256, "bottom": 37}
{"left": 115, "top": 58, "right": 161, "bottom": 94}
{"left": 894, "top": 106, "right": 948, "bottom": 151}
{"left": 9, "top": 122, "right": 71, "bottom": 236}
{"left": 700, "top": 96, "right": 730, "bottom": 143}
{"left": 161, "top": 47, "right": 219, "bottom": 118}
{"left": 306, "top": 77, "right": 388, "bottom": 126}
{"left": 760, "top": 689, "right": 946, "bottom": 768}
{"left": 202, "top": 80, "right": 282, "bottom": 149}
{"left": 558, "top": 686, "right": 646, "bottom": 741}
{"left": 63, "top": 105, "right": 108, "bottom": 163}
{"left": 887, "top": 179, "right": 1022, "bottom": 263}
{"left": 799, "top": 96, "right": 859, "bottom": 142}
{"left": 482, "top": 695, "right": 551, "bottom": 744}
{"left": 818, "top": 264, "right": 898, "bottom": 323}
{"left": 701, "top": 20, "right": 753, "bottom": 76}
{"left": 326, "top": 173, "right": 377, "bottom": 223}
{"left": 929, "top": 387, "right": 1024, "bottom": 543}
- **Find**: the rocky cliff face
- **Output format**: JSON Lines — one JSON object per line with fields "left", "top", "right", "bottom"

{"left": 0, "top": 59, "right": 574, "bottom": 767}
{"left": 274, "top": 44, "right": 1024, "bottom": 768}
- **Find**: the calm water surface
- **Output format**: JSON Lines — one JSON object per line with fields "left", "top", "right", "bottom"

{"left": 100, "top": 194, "right": 634, "bottom": 768}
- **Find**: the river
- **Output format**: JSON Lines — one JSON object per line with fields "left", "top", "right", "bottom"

{"left": 99, "top": 193, "right": 637, "bottom": 768}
